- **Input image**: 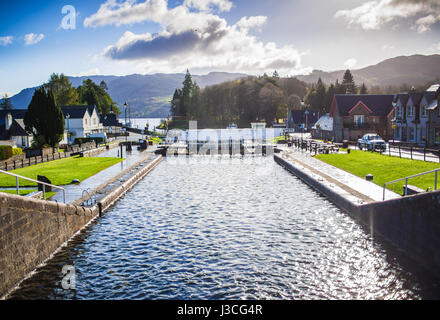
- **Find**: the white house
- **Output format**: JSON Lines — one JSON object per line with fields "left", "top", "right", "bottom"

{"left": 60, "top": 105, "right": 104, "bottom": 144}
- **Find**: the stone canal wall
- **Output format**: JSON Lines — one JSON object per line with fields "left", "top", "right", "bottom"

{"left": 0, "top": 193, "right": 99, "bottom": 298}
{"left": 355, "top": 192, "right": 440, "bottom": 273}
{"left": 274, "top": 153, "right": 440, "bottom": 274}
{"left": 0, "top": 154, "right": 163, "bottom": 298}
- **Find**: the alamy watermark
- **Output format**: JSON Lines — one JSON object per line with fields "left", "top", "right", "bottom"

{"left": 61, "top": 265, "right": 76, "bottom": 290}
{"left": 61, "top": 5, "right": 76, "bottom": 30}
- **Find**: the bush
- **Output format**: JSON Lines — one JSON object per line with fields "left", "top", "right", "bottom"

{"left": 12, "top": 147, "right": 22, "bottom": 156}
{"left": 0, "top": 145, "right": 12, "bottom": 160}
{"left": 74, "top": 137, "right": 104, "bottom": 145}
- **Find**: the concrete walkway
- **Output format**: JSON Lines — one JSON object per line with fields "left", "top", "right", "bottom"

{"left": 279, "top": 148, "right": 401, "bottom": 203}
{"left": 50, "top": 145, "right": 157, "bottom": 204}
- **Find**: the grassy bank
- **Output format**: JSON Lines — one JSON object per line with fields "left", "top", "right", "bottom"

{"left": 0, "top": 156, "right": 123, "bottom": 187}
{"left": 315, "top": 150, "right": 440, "bottom": 194}
{"left": 0, "top": 189, "right": 57, "bottom": 198}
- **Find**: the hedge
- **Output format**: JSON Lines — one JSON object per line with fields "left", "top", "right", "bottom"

{"left": 0, "top": 146, "right": 12, "bottom": 160}
{"left": 12, "top": 147, "right": 22, "bottom": 156}
{"left": 74, "top": 137, "right": 104, "bottom": 145}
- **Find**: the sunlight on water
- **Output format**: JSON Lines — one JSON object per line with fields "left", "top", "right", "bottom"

{"left": 8, "top": 156, "right": 440, "bottom": 300}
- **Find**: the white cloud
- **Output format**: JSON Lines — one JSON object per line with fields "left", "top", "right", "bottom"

{"left": 73, "top": 68, "right": 101, "bottom": 77}
{"left": 183, "top": 0, "right": 233, "bottom": 12}
{"left": 85, "top": 0, "right": 309, "bottom": 76}
{"left": 24, "top": 33, "right": 45, "bottom": 45}
{"left": 344, "top": 58, "right": 357, "bottom": 69}
{"left": 0, "top": 36, "right": 13, "bottom": 46}
{"left": 335, "top": 0, "right": 440, "bottom": 32}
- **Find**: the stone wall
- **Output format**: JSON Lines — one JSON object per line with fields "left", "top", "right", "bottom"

{"left": 355, "top": 192, "right": 440, "bottom": 273}
{"left": 274, "top": 153, "right": 440, "bottom": 274}
{"left": 0, "top": 193, "right": 99, "bottom": 297}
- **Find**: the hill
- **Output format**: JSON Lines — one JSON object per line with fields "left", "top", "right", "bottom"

{"left": 4, "top": 72, "right": 247, "bottom": 117}
{"left": 297, "top": 54, "right": 440, "bottom": 87}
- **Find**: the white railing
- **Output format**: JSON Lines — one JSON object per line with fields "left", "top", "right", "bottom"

{"left": 383, "top": 168, "right": 439, "bottom": 200}
{"left": 0, "top": 169, "right": 66, "bottom": 203}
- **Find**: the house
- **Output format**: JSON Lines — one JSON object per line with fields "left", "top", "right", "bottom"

{"left": 100, "top": 113, "right": 122, "bottom": 134}
{"left": 311, "top": 114, "right": 334, "bottom": 141}
{"left": 391, "top": 85, "right": 440, "bottom": 147}
{"left": 0, "top": 110, "right": 33, "bottom": 148}
{"left": 60, "top": 105, "right": 104, "bottom": 143}
{"left": 287, "top": 110, "right": 319, "bottom": 132}
{"left": 330, "top": 94, "right": 395, "bottom": 142}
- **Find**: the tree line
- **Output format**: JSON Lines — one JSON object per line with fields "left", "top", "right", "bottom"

{"left": 171, "top": 70, "right": 308, "bottom": 128}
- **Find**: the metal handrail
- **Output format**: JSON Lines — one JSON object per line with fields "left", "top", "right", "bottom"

{"left": 0, "top": 169, "right": 66, "bottom": 203}
{"left": 383, "top": 168, "right": 439, "bottom": 200}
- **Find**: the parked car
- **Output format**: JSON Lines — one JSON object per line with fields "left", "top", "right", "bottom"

{"left": 358, "top": 133, "right": 387, "bottom": 151}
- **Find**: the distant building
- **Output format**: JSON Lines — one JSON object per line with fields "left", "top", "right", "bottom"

{"left": 287, "top": 110, "right": 319, "bottom": 132}
{"left": 330, "top": 94, "right": 395, "bottom": 142}
{"left": 311, "top": 114, "right": 334, "bottom": 141}
{"left": 60, "top": 105, "right": 104, "bottom": 143}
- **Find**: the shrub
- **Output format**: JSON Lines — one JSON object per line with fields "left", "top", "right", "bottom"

{"left": 12, "top": 147, "right": 22, "bottom": 156}
{"left": 0, "top": 145, "right": 13, "bottom": 160}
{"left": 74, "top": 137, "right": 104, "bottom": 145}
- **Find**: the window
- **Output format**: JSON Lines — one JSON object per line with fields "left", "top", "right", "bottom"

{"left": 394, "top": 127, "right": 401, "bottom": 140}
{"left": 435, "top": 128, "right": 440, "bottom": 144}
{"left": 408, "top": 127, "right": 415, "bottom": 141}
{"left": 397, "top": 106, "right": 402, "bottom": 118}
{"left": 354, "top": 115, "right": 364, "bottom": 127}
{"left": 422, "top": 105, "right": 428, "bottom": 117}
{"left": 407, "top": 105, "right": 415, "bottom": 117}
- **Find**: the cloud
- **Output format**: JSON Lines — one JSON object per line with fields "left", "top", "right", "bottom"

{"left": 344, "top": 58, "right": 357, "bottom": 69}
{"left": 335, "top": 0, "right": 440, "bottom": 32}
{"left": 24, "top": 33, "right": 44, "bottom": 45}
{"left": 183, "top": 0, "right": 233, "bottom": 12}
{"left": 0, "top": 36, "right": 13, "bottom": 46}
{"left": 85, "top": 1, "right": 309, "bottom": 75}
{"left": 73, "top": 68, "right": 101, "bottom": 77}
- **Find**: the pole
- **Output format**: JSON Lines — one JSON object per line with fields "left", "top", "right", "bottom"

{"left": 16, "top": 176, "right": 19, "bottom": 195}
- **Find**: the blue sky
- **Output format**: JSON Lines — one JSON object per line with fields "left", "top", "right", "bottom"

{"left": 1, "top": 0, "right": 440, "bottom": 96}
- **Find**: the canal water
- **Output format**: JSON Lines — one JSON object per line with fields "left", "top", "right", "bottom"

{"left": 8, "top": 156, "right": 440, "bottom": 299}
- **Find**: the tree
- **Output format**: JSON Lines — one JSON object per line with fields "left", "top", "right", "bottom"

{"left": 0, "top": 94, "right": 13, "bottom": 110}
{"left": 341, "top": 69, "right": 356, "bottom": 94}
{"left": 181, "top": 69, "right": 193, "bottom": 117}
{"left": 360, "top": 83, "right": 368, "bottom": 94}
{"left": 77, "top": 79, "right": 120, "bottom": 115}
{"left": 272, "top": 70, "right": 280, "bottom": 79}
{"left": 100, "top": 80, "right": 108, "bottom": 91}
{"left": 24, "top": 87, "right": 65, "bottom": 148}
{"left": 44, "top": 73, "right": 79, "bottom": 106}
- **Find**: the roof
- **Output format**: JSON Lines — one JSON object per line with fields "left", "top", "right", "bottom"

{"left": 408, "top": 92, "right": 424, "bottom": 105}
{"left": 0, "top": 109, "right": 27, "bottom": 119}
{"left": 331, "top": 94, "right": 394, "bottom": 117}
{"left": 59, "top": 105, "right": 95, "bottom": 119}
{"left": 423, "top": 91, "right": 437, "bottom": 104}
{"left": 393, "top": 93, "right": 409, "bottom": 106}
{"left": 9, "top": 119, "right": 27, "bottom": 136}
{"left": 427, "top": 84, "right": 440, "bottom": 92}
{"left": 312, "top": 114, "right": 333, "bottom": 131}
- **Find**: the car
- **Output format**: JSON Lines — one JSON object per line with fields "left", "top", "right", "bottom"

{"left": 358, "top": 133, "right": 387, "bottom": 152}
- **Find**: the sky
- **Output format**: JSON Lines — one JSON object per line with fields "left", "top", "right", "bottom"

{"left": 1, "top": 0, "right": 440, "bottom": 96}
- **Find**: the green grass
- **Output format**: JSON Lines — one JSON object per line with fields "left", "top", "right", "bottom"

{"left": 0, "top": 189, "right": 56, "bottom": 198}
{"left": 148, "top": 136, "right": 163, "bottom": 144}
{"left": 315, "top": 150, "right": 440, "bottom": 195}
{"left": 0, "top": 156, "right": 123, "bottom": 187}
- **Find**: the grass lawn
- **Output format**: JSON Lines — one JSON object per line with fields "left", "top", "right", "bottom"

{"left": 315, "top": 150, "right": 440, "bottom": 195}
{"left": 0, "top": 189, "right": 57, "bottom": 198}
{"left": 0, "top": 156, "right": 123, "bottom": 187}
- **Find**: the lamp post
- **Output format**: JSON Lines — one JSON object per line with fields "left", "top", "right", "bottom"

{"left": 124, "top": 102, "right": 128, "bottom": 127}
{"left": 66, "top": 114, "right": 70, "bottom": 144}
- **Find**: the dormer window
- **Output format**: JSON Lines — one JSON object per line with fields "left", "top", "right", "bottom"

{"left": 407, "top": 105, "right": 415, "bottom": 117}
{"left": 421, "top": 105, "right": 428, "bottom": 117}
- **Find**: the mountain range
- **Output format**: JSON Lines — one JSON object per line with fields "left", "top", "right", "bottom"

{"left": 4, "top": 72, "right": 247, "bottom": 117}
{"left": 3, "top": 54, "right": 440, "bottom": 117}
{"left": 296, "top": 54, "right": 440, "bottom": 88}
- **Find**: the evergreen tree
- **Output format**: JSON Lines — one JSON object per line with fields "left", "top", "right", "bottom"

{"left": 181, "top": 69, "right": 193, "bottom": 117}
{"left": 360, "top": 83, "right": 368, "bottom": 94}
{"left": 100, "top": 80, "right": 108, "bottom": 91}
{"left": 77, "top": 79, "right": 120, "bottom": 114}
{"left": 170, "top": 89, "right": 182, "bottom": 116}
{"left": 24, "top": 88, "right": 65, "bottom": 148}
{"left": 1, "top": 94, "right": 13, "bottom": 110}
{"left": 272, "top": 70, "right": 280, "bottom": 79}
{"left": 341, "top": 69, "right": 356, "bottom": 94}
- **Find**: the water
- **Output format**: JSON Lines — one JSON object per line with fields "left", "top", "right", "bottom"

{"left": 120, "top": 118, "right": 165, "bottom": 130}
{"left": 8, "top": 156, "right": 440, "bottom": 299}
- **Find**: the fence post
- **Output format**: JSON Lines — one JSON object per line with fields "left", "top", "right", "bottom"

{"left": 16, "top": 176, "right": 19, "bottom": 195}
{"left": 405, "top": 178, "right": 408, "bottom": 196}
